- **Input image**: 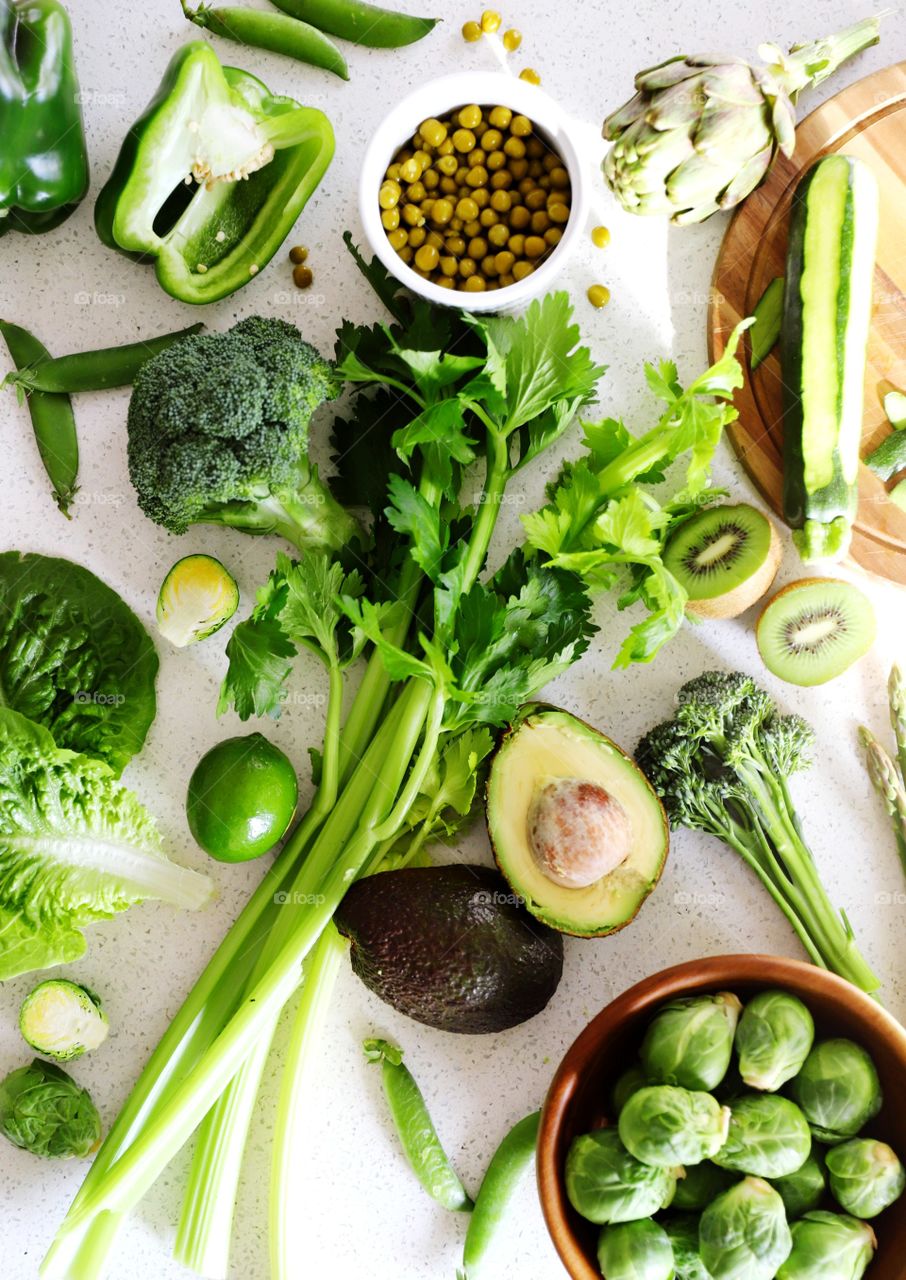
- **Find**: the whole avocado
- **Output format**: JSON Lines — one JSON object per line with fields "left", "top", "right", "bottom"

{"left": 335, "top": 864, "right": 564, "bottom": 1034}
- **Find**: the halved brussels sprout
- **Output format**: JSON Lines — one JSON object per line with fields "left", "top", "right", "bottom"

{"left": 699, "top": 1176, "right": 792, "bottom": 1280}
{"left": 775, "top": 1210, "right": 876, "bottom": 1280}
{"left": 735, "top": 990, "right": 814, "bottom": 1092}
{"left": 596, "top": 1218, "right": 675, "bottom": 1280}
{"left": 660, "top": 1213, "right": 712, "bottom": 1280}
{"left": 712, "top": 1093, "right": 812, "bottom": 1179}
{"left": 612, "top": 1065, "right": 647, "bottom": 1116}
{"left": 618, "top": 1086, "right": 730, "bottom": 1168}
{"left": 770, "top": 1144, "right": 827, "bottom": 1219}
{"left": 19, "top": 980, "right": 108, "bottom": 1062}
{"left": 672, "top": 1160, "right": 738, "bottom": 1211}
{"left": 825, "top": 1138, "right": 906, "bottom": 1219}
{"left": 564, "top": 1128, "right": 678, "bottom": 1225}
{"left": 789, "top": 1040, "right": 882, "bottom": 1144}
{"left": 640, "top": 992, "right": 742, "bottom": 1091}
{"left": 157, "top": 554, "right": 239, "bottom": 647}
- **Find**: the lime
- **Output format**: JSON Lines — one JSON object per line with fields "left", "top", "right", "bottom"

{"left": 186, "top": 733, "right": 298, "bottom": 862}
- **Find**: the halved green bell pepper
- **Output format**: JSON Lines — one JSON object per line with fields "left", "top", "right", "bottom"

{"left": 95, "top": 42, "right": 334, "bottom": 304}
{"left": 0, "top": 0, "right": 89, "bottom": 236}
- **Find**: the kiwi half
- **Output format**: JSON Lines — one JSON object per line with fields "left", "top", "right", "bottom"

{"left": 756, "top": 578, "right": 876, "bottom": 686}
{"left": 663, "top": 503, "right": 782, "bottom": 619}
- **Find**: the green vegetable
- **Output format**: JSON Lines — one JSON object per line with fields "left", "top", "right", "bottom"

{"left": 0, "top": 0, "right": 89, "bottom": 235}
{"left": 157, "top": 554, "right": 239, "bottom": 648}
{"left": 699, "top": 1176, "right": 792, "bottom": 1280}
{"left": 881, "top": 386, "right": 906, "bottom": 429}
{"left": 613, "top": 1066, "right": 647, "bottom": 1116}
{"left": 712, "top": 1094, "right": 812, "bottom": 1179}
{"left": 672, "top": 1161, "right": 737, "bottom": 1211}
{"left": 637, "top": 672, "right": 880, "bottom": 995}
{"left": 596, "top": 1219, "right": 675, "bottom": 1280}
{"left": 20, "top": 980, "right": 108, "bottom": 1062}
{"left": 602, "top": 18, "right": 882, "bottom": 224}
{"left": 0, "top": 1060, "right": 100, "bottom": 1159}
{"left": 781, "top": 154, "right": 879, "bottom": 563}
{"left": 735, "top": 989, "right": 815, "bottom": 1091}
{"left": 95, "top": 42, "right": 335, "bottom": 304}
{"left": 458, "top": 1111, "right": 539, "bottom": 1280}
{"left": 0, "top": 708, "right": 212, "bottom": 980}
{"left": 0, "top": 551, "right": 158, "bottom": 775}
{"left": 186, "top": 733, "right": 298, "bottom": 863}
{"left": 0, "top": 319, "right": 78, "bottom": 514}
{"left": 825, "top": 1138, "right": 906, "bottom": 1219}
{"left": 770, "top": 1145, "right": 827, "bottom": 1219}
{"left": 618, "top": 1086, "right": 730, "bottom": 1168}
{"left": 4, "top": 324, "right": 203, "bottom": 395}
{"left": 565, "top": 1128, "right": 678, "bottom": 1224}
{"left": 363, "top": 1038, "right": 472, "bottom": 1211}
{"left": 270, "top": 0, "right": 437, "bottom": 47}
{"left": 865, "top": 428, "right": 906, "bottom": 481}
{"left": 128, "top": 317, "right": 358, "bottom": 554}
{"left": 640, "top": 992, "right": 742, "bottom": 1091}
{"left": 749, "top": 277, "right": 784, "bottom": 369}
{"left": 181, "top": 2, "right": 349, "bottom": 78}
{"left": 891, "top": 478, "right": 906, "bottom": 510}
{"left": 789, "top": 1040, "right": 882, "bottom": 1144}
{"left": 776, "top": 1210, "right": 876, "bottom": 1279}
{"left": 660, "top": 1213, "right": 713, "bottom": 1280}
{"left": 860, "top": 666, "right": 906, "bottom": 875}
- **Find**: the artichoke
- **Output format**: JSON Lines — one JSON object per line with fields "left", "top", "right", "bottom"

{"left": 603, "top": 17, "right": 883, "bottom": 224}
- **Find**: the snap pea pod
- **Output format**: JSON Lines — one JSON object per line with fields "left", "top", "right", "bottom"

{"left": 364, "top": 1038, "right": 472, "bottom": 1212}
{"left": 269, "top": 0, "right": 437, "bottom": 48}
{"left": 0, "top": 320, "right": 78, "bottom": 517}
{"left": 181, "top": 1, "right": 349, "bottom": 78}
{"left": 459, "top": 1111, "right": 541, "bottom": 1280}
{"left": 4, "top": 324, "right": 204, "bottom": 395}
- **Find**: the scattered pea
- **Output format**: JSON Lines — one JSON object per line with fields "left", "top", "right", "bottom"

{"left": 292, "top": 265, "right": 313, "bottom": 289}
{"left": 462, "top": 19, "right": 481, "bottom": 41}
{"left": 480, "top": 9, "right": 501, "bottom": 32}
{"left": 503, "top": 27, "right": 521, "bottom": 51}
{"left": 587, "top": 284, "right": 611, "bottom": 308}
{"left": 519, "top": 67, "right": 541, "bottom": 84}
{"left": 592, "top": 224, "right": 611, "bottom": 249}
{"left": 288, "top": 245, "right": 308, "bottom": 264}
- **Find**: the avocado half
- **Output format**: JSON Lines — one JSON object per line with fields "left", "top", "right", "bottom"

{"left": 487, "top": 705, "right": 668, "bottom": 937}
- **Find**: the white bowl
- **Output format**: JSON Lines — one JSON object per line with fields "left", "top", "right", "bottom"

{"left": 359, "top": 71, "right": 590, "bottom": 313}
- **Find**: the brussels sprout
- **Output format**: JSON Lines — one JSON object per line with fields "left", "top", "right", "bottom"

{"left": 660, "top": 1213, "right": 712, "bottom": 1280}
{"left": 565, "top": 1128, "right": 678, "bottom": 1224}
{"left": 19, "top": 980, "right": 108, "bottom": 1062}
{"left": 825, "top": 1138, "right": 906, "bottom": 1219}
{"left": 699, "top": 1176, "right": 792, "bottom": 1280}
{"left": 597, "top": 1219, "right": 675, "bottom": 1280}
{"left": 640, "top": 992, "right": 742, "bottom": 1091}
{"left": 735, "top": 990, "right": 815, "bottom": 1092}
{"left": 672, "top": 1160, "right": 738, "bottom": 1211}
{"left": 712, "top": 1093, "right": 812, "bottom": 1179}
{"left": 0, "top": 1059, "right": 101, "bottom": 1158}
{"left": 789, "top": 1040, "right": 882, "bottom": 1144}
{"left": 156, "top": 554, "right": 239, "bottom": 647}
{"left": 770, "top": 1145, "right": 827, "bottom": 1219}
{"left": 619, "top": 1086, "right": 730, "bottom": 1168}
{"left": 613, "top": 1065, "right": 647, "bottom": 1116}
{"left": 775, "top": 1210, "right": 876, "bottom": 1280}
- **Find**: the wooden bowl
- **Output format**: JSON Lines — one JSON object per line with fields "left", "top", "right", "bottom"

{"left": 538, "top": 955, "right": 906, "bottom": 1280}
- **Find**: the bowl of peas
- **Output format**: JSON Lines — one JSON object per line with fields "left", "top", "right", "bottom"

{"left": 360, "top": 71, "right": 589, "bottom": 310}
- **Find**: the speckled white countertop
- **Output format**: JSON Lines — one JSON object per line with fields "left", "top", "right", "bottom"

{"left": 1, "top": 2, "right": 904, "bottom": 1277}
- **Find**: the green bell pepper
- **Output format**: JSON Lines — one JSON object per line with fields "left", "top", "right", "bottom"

{"left": 95, "top": 42, "right": 334, "bottom": 304}
{"left": 0, "top": 0, "right": 89, "bottom": 236}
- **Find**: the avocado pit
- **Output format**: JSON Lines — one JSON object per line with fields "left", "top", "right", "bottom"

{"left": 528, "top": 777, "right": 633, "bottom": 889}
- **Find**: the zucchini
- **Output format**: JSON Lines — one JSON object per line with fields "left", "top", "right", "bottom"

{"left": 891, "top": 479, "right": 906, "bottom": 512}
{"left": 781, "top": 154, "right": 879, "bottom": 563}
{"left": 882, "top": 386, "right": 906, "bottom": 430}
{"left": 865, "top": 429, "right": 906, "bottom": 481}
{"left": 749, "top": 276, "right": 784, "bottom": 370}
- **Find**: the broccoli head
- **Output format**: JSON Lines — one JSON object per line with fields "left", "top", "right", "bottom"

{"left": 127, "top": 316, "right": 360, "bottom": 553}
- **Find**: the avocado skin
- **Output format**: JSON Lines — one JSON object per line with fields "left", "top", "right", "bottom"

{"left": 335, "top": 864, "right": 564, "bottom": 1034}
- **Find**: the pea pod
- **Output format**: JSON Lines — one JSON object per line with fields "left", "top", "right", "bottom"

{"left": 181, "top": 1, "right": 349, "bottom": 78}
{"left": 0, "top": 320, "right": 78, "bottom": 516}
{"left": 4, "top": 324, "right": 204, "bottom": 395}
{"left": 364, "top": 1038, "right": 472, "bottom": 1212}
{"left": 269, "top": 0, "right": 437, "bottom": 48}
{"left": 459, "top": 1111, "right": 540, "bottom": 1280}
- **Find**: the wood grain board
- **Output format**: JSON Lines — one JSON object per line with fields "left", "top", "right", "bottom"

{"left": 709, "top": 62, "right": 906, "bottom": 585}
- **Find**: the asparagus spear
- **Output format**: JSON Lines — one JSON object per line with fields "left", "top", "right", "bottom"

{"left": 860, "top": 724, "right": 906, "bottom": 875}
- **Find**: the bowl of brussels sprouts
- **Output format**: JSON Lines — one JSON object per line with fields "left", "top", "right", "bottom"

{"left": 538, "top": 955, "right": 906, "bottom": 1280}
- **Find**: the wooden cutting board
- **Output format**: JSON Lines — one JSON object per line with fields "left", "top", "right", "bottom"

{"left": 709, "top": 61, "right": 906, "bottom": 586}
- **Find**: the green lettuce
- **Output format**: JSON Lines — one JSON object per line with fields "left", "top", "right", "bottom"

{"left": 0, "top": 709, "right": 212, "bottom": 980}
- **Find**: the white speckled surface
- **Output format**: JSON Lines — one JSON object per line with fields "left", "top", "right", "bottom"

{"left": 1, "top": 2, "right": 904, "bottom": 1277}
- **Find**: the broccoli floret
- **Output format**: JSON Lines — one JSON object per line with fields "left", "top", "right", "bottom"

{"left": 127, "top": 316, "right": 360, "bottom": 553}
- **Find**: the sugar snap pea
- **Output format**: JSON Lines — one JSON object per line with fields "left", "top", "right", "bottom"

{"left": 364, "top": 1038, "right": 472, "bottom": 1212}
{"left": 0, "top": 320, "right": 78, "bottom": 517}
{"left": 458, "top": 1111, "right": 541, "bottom": 1279}
{"left": 269, "top": 0, "right": 437, "bottom": 48}
{"left": 4, "top": 324, "right": 204, "bottom": 395}
{"left": 181, "top": 1, "right": 349, "bottom": 78}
